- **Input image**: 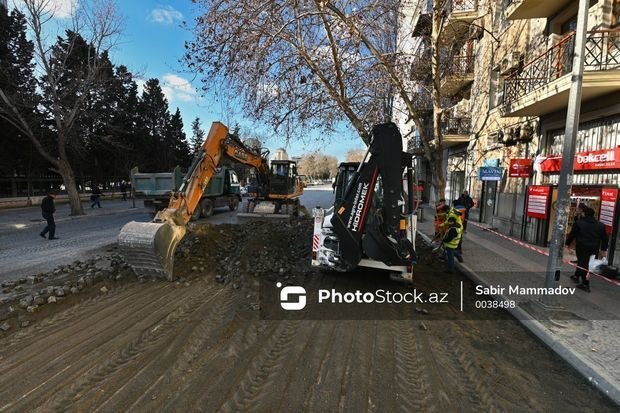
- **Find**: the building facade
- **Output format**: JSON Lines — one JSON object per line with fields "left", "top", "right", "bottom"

{"left": 397, "top": 0, "right": 620, "bottom": 260}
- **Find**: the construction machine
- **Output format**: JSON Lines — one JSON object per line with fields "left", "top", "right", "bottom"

{"left": 311, "top": 122, "right": 418, "bottom": 282}
{"left": 118, "top": 121, "right": 304, "bottom": 280}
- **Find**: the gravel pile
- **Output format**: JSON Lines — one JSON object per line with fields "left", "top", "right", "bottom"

{"left": 175, "top": 218, "right": 315, "bottom": 289}
{"left": 0, "top": 252, "right": 136, "bottom": 332}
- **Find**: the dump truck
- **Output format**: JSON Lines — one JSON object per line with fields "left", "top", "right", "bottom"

{"left": 131, "top": 166, "right": 242, "bottom": 220}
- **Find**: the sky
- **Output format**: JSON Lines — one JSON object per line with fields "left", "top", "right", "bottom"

{"left": 11, "top": 0, "right": 366, "bottom": 162}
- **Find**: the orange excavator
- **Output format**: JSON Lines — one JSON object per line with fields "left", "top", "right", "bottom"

{"left": 118, "top": 122, "right": 304, "bottom": 279}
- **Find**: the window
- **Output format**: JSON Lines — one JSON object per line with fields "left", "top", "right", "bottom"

{"left": 613, "top": 0, "right": 620, "bottom": 29}
{"left": 488, "top": 66, "right": 505, "bottom": 110}
{"left": 561, "top": 15, "right": 578, "bottom": 35}
{"left": 492, "top": 0, "right": 511, "bottom": 33}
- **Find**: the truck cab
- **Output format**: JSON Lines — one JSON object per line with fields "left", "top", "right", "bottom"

{"left": 131, "top": 166, "right": 241, "bottom": 219}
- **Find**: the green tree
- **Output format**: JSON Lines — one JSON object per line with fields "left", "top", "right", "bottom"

{"left": 0, "top": 0, "right": 122, "bottom": 215}
{"left": 0, "top": 7, "right": 40, "bottom": 178}
{"left": 135, "top": 78, "right": 172, "bottom": 171}
{"left": 168, "top": 108, "right": 191, "bottom": 167}
{"left": 190, "top": 117, "right": 205, "bottom": 154}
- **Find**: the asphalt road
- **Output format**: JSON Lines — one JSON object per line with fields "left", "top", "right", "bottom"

{"left": 0, "top": 186, "right": 335, "bottom": 283}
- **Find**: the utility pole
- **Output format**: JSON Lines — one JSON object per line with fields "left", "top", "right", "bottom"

{"left": 543, "top": 0, "right": 588, "bottom": 306}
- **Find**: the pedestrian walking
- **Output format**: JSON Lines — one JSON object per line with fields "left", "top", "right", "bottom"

{"left": 565, "top": 207, "right": 608, "bottom": 292}
{"left": 39, "top": 191, "right": 59, "bottom": 240}
{"left": 443, "top": 216, "right": 463, "bottom": 273}
{"left": 91, "top": 185, "right": 102, "bottom": 208}
{"left": 455, "top": 190, "right": 474, "bottom": 231}
{"left": 120, "top": 180, "right": 128, "bottom": 201}
{"left": 569, "top": 203, "right": 587, "bottom": 263}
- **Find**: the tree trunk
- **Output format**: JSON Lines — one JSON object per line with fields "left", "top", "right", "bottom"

{"left": 57, "top": 158, "right": 85, "bottom": 216}
{"left": 430, "top": 1, "right": 446, "bottom": 201}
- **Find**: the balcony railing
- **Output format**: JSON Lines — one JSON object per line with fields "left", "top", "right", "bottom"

{"left": 444, "top": 54, "right": 475, "bottom": 76}
{"left": 504, "top": 30, "right": 620, "bottom": 106}
{"left": 445, "top": 0, "right": 478, "bottom": 14}
{"left": 443, "top": 116, "right": 471, "bottom": 135}
{"left": 411, "top": 92, "right": 433, "bottom": 112}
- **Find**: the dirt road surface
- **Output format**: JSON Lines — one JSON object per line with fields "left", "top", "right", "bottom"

{"left": 0, "top": 222, "right": 616, "bottom": 412}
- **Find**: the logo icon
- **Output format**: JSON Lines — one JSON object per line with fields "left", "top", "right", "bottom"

{"left": 277, "top": 282, "right": 306, "bottom": 310}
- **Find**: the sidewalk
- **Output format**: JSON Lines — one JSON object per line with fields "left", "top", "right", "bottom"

{"left": 416, "top": 207, "right": 620, "bottom": 405}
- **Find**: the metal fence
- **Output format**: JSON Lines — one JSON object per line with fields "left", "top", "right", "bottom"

{"left": 443, "top": 116, "right": 472, "bottom": 135}
{"left": 504, "top": 30, "right": 620, "bottom": 106}
{"left": 445, "top": 0, "right": 478, "bottom": 13}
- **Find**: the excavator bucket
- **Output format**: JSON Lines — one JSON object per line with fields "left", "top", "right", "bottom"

{"left": 117, "top": 221, "right": 187, "bottom": 280}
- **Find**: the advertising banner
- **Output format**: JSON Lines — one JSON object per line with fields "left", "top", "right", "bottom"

{"left": 509, "top": 159, "right": 532, "bottom": 178}
{"left": 526, "top": 186, "right": 550, "bottom": 219}
{"left": 540, "top": 146, "right": 620, "bottom": 172}
{"left": 600, "top": 188, "right": 618, "bottom": 235}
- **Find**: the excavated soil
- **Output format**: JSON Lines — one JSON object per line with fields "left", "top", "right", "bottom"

{"left": 0, "top": 219, "right": 616, "bottom": 412}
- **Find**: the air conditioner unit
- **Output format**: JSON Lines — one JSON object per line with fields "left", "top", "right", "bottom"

{"left": 500, "top": 52, "right": 523, "bottom": 75}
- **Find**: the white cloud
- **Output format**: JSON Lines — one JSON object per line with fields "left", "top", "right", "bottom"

{"left": 148, "top": 5, "right": 183, "bottom": 25}
{"left": 12, "top": 0, "right": 76, "bottom": 18}
{"left": 161, "top": 74, "right": 199, "bottom": 103}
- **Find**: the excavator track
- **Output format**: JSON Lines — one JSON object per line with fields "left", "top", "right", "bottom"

{"left": 118, "top": 221, "right": 186, "bottom": 280}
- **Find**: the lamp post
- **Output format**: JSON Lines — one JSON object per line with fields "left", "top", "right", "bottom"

{"left": 543, "top": 0, "right": 588, "bottom": 306}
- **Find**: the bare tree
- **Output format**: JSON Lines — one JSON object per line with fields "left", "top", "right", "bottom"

{"left": 345, "top": 148, "right": 365, "bottom": 162}
{"left": 186, "top": 1, "right": 499, "bottom": 199}
{"left": 185, "top": 1, "right": 422, "bottom": 146}
{"left": 0, "top": 0, "right": 122, "bottom": 215}
{"left": 298, "top": 151, "right": 337, "bottom": 179}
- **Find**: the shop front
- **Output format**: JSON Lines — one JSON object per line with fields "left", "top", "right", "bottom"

{"left": 521, "top": 115, "right": 620, "bottom": 264}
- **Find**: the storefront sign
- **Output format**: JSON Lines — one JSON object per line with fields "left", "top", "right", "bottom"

{"left": 540, "top": 146, "right": 620, "bottom": 172}
{"left": 600, "top": 188, "right": 618, "bottom": 235}
{"left": 509, "top": 159, "right": 532, "bottom": 178}
{"left": 478, "top": 167, "right": 503, "bottom": 181}
{"left": 527, "top": 186, "right": 550, "bottom": 219}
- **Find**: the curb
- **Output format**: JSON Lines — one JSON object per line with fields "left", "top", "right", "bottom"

{"left": 418, "top": 231, "right": 620, "bottom": 406}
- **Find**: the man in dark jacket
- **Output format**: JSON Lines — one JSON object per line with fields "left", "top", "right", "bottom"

{"left": 565, "top": 207, "right": 608, "bottom": 292}
{"left": 455, "top": 191, "right": 475, "bottom": 231}
{"left": 39, "top": 191, "right": 58, "bottom": 240}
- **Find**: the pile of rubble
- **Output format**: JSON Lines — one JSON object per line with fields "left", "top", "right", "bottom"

{"left": 0, "top": 252, "right": 135, "bottom": 332}
{"left": 175, "top": 218, "right": 315, "bottom": 289}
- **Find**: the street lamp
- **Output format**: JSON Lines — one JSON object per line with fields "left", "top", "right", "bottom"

{"left": 543, "top": 0, "right": 588, "bottom": 306}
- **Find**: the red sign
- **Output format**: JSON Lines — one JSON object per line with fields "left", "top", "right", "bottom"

{"left": 527, "top": 186, "right": 550, "bottom": 219}
{"left": 509, "top": 159, "right": 532, "bottom": 177}
{"left": 600, "top": 188, "right": 618, "bottom": 235}
{"left": 540, "top": 147, "right": 620, "bottom": 172}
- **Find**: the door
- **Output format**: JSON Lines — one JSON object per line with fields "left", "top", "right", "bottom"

{"left": 482, "top": 181, "right": 498, "bottom": 225}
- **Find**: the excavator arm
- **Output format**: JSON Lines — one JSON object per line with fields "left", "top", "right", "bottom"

{"left": 118, "top": 121, "right": 268, "bottom": 280}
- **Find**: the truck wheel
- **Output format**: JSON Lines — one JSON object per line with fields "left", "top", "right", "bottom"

{"left": 201, "top": 198, "right": 214, "bottom": 217}
{"left": 190, "top": 204, "right": 202, "bottom": 221}
{"left": 229, "top": 197, "right": 239, "bottom": 211}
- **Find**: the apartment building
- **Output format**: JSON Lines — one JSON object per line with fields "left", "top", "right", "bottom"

{"left": 398, "top": 0, "right": 620, "bottom": 258}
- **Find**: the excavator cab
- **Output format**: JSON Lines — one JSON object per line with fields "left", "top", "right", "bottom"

{"left": 269, "top": 160, "right": 299, "bottom": 196}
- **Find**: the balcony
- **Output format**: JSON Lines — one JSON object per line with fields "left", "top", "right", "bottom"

{"left": 411, "top": 91, "right": 433, "bottom": 113}
{"left": 442, "top": 0, "right": 478, "bottom": 42}
{"left": 442, "top": 116, "right": 471, "bottom": 147}
{"left": 505, "top": 0, "right": 574, "bottom": 20}
{"left": 441, "top": 54, "right": 475, "bottom": 96}
{"left": 503, "top": 30, "right": 620, "bottom": 117}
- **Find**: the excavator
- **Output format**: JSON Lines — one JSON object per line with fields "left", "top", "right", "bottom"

{"left": 118, "top": 121, "right": 304, "bottom": 280}
{"left": 311, "top": 122, "right": 418, "bottom": 282}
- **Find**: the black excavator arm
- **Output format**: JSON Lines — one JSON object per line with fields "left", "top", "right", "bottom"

{"left": 330, "top": 122, "right": 415, "bottom": 270}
